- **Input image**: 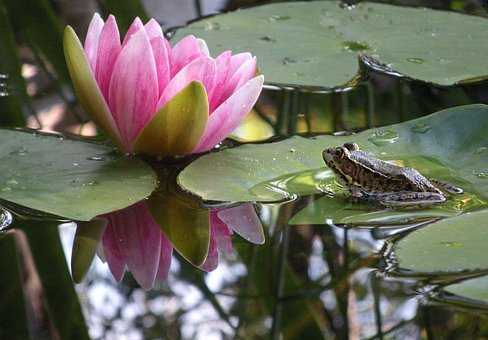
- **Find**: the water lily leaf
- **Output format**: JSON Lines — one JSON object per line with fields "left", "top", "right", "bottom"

{"left": 134, "top": 81, "right": 208, "bottom": 156}
{"left": 148, "top": 192, "right": 210, "bottom": 267}
{"left": 71, "top": 218, "right": 107, "bottom": 283}
{"left": 442, "top": 275, "right": 488, "bottom": 306}
{"left": 173, "top": 1, "right": 488, "bottom": 88}
{"left": 392, "top": 210, "right": 488, "bottom": 275}
{"left": 0, "top": 129, "right": 157, "bottom": 221}
{"left": 178, "top": 104, "right": 488, "bottom": 211}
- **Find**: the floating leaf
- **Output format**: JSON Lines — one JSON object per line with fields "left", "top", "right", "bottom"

{"left": 178, "top": 104, "right": 488, "bottom": 213}
{"left": 442, "top": 275, "right": 488, "bottom": 306}
{"left": 391, "top": 210, "right": 488, "bottom": 275}
{"left": 0, "top": 129, "right": 157, "bottom": 221}
{"left": 174, "top": 1, "right": 488, "bottom": 88}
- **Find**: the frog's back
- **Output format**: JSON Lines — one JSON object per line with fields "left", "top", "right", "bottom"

{"left": 349, "top": 151, "right": 438, "bottom": 192}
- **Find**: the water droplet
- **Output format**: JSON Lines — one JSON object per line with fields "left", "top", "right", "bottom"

{"left": 268, "top": 15, "right": 291, "bottom": 22}
{"left": 82, "top": 181, "right": 99, "bottom": 187}
{"left": 1, "top": 187, "right": 11, "bottom": 192}
{"left": 272, "top": 157, "right": 277, "bottom": 161}
{"left": 406, "top": 57, "right": 425, "bottom": 64}
{"left": 72, "top": 162, "right": 79, "bottom": 167}
{"left": 340, "top": 3, "right": 356, "bottom": 10}
{"left": 6, "top": 179, "right": 18, "bottom": 186}
{"left": 411, "top": 122, "right": 431, "bottom": 134}
{"left": 474, "top": 171, "right": 488, "bottom": 179}
{"left": 368, "top": 130, "right": 399, "bottom": 146}
{"left": 342, "top": 41, "right": 370, "bottom": 52}
{"left": 0, "top": 73, "right": 9, "bottom": 79}
{"left": 87, "top": 156, "right": 105, "bottom": 161}
{"left": 289, "top": 148, "right": 296, "bottom": 153}
{"left": 440, "top": 241, "right": 463, "bottom": 248}
{"left": 0, "top": 210, "right": 12, "bottom": 232}
{"left": 282, "top": 57, "right": 297, "bottom": 65}
{"left": 204, "top": 21, "right": 221, "bottom": 31}
{"left": 9, "top": 146, "right": 28, "bottom": 156}
{"left": 259, "top": 36, "right": 276, "bottom": 43}
{"left": 475, "top": 146, "right": 487, "bottom": 155}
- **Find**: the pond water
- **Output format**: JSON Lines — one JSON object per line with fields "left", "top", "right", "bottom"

{"left": 1, "top": 68, "right": 488, "bottom": 340}
{"left": 2, "top": 0, "right": 488, "bottom": 338}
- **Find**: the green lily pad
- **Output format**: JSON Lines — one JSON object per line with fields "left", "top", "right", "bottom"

{"left": 392, "top": 210, "right": 488, "bottom": 274}
{"left": 443, "top": 275, "right": 488, "bottom": 306}
{"left": 173, "top": 1, "right": 488, "bottom": 88}
{"left": 178, "top": 104, "right": 488, "bottom": 211}
{"left": 0, "top": 129, "right": 157, "bottom": 221}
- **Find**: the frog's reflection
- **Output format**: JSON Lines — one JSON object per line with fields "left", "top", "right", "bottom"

{"left": 99, "top": 201, "right": 263, "bottom": 290}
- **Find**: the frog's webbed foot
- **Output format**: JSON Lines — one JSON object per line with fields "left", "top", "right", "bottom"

{"left": 429, "top": 178, "right": 463, "bottom": 195}
{"left": 377, "top": 191, "right": 446, "bottom": 207}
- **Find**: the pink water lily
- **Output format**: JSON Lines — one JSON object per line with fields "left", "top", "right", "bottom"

{"left": 100, "top": 202, "right": 264, "bottom": 290}
{"left": 64, "top": 14, "right": 264, "bottom": 156}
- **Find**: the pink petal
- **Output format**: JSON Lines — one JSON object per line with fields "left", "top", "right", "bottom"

{"left": 157, "top": 56, "right": 216, "bottom": 110}
{"left": 218, "top": 57, "right": 256, "bottom": 107}
{"left": 199, "top": 232, "right": 218, "bottom": 272}
{"left": 156, "top": 234, "right": 173, "bottom": 281}
{"left": 209, "top": 51, "right": 231, "bottom": 112}
{"left": 108, "top": 202, "right": 162, "bottom": 290}
{"left": 150, "top": 36, "right": 171, "bottom": 98}
{"left": 145, "top": 18, "right": 163, "bottom": 40}
{"left": 84, "top": 13, "right": 104, "bottom": 72}
{"left": 197, "top": 38, "right": 210, "bottom": 56}
{"left": 108, "top": 29, "right": 159, "bottom": 148}
{"left": 102, "top": 223, "right": 126, "bottom": 281}
{"left": 217, "top": 204, "right": 265, "bottom": 245}
{"left": 170, "top": 35, "right": 204, "bottom": 76}
{"left": 122, "top": 17, "right": 144, "bottom": 47}
{"left": 194, "top": 75, "right": 264, "bottom": 153}
{"left": 228, "top": 52, "right": 252, "bottom": 77}
{"left": 211, "top": 212, "right": 233, "bottom": 255}
{"left": 95, "top": 15, "right": 122, "bottom": 100}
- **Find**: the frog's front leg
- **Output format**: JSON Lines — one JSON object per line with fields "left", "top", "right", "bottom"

{"left": 429, "top": 179, "right": 463, "bottom": 195}
{"left": 377, "top": 191, "right": 446, "bottom": 207}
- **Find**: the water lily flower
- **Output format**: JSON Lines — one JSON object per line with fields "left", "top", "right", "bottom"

{"left": 100, "top": 202, "right": 264, "bottom": 289}
{"left": 64, "top": 14, "right": 264, "bottom": 156}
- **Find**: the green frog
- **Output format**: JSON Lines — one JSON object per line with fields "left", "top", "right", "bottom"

{"left": 322, "top": 142, "right": 463, "bottom": 207}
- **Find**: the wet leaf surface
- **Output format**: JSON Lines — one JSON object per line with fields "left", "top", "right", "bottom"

{"left": 392, "top": 210, "right": 488, "bottom": 274}
{"left": 442, "top": 275, "right": 488, "bottom": 306}
{"left": 179, "top": 104, "right": 488, "bottom": 216}
{"left": 0, "top": 129, "right": 157, "bottom": 221}
{"left": 174, "top": 1, "right": 488, "bottom": 88}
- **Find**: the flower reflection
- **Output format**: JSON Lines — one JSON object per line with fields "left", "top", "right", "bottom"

{"left": 99, "top": 201, "right": 263, "bottom": 290}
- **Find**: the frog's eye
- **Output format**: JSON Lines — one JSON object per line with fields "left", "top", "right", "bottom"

{"left": 343, "top": 142, "right": 359, "bottom": 151}
{"left": 335, "top": 148, "right": 344, "bottom": 159}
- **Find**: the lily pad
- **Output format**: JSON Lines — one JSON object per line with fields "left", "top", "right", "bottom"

{"left": 0, "top": 129, "right": 157, "bottom": 221}
{"left": 391, "top": 210, "right": 488, "bottom": 275}
{"left": 173, "top": 1, "right": 488, "bottom": 88}
{"left": 178, "top": 104, "right": 488, "bottom": 210}
{"left": 442, "top": 275, "right": 488, "bottom": 306}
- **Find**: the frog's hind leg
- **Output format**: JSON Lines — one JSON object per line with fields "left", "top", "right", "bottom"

{"left": 377, "top": 191, "right": 446, "bottom": 207}
{"left": 429, "top": 179, "right": 463, "bottom": 195}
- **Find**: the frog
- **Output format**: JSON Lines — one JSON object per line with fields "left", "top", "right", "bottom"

{"left": 322, "top": 142, "right": 463, "bottom": 207}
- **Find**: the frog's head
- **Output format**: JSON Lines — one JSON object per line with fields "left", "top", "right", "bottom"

{"left": 322, "top": 142, "right": 360, "bottom": 170}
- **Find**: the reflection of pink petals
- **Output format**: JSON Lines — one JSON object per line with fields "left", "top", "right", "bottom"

{"left": 101, "top": 202, "right": 174, "bottom": 290}
{"left": 217, "top": 204, "right": 265, "bottom": 245}
{"left": 200, "top": 211, "right": 233, "bottom": 272}
{"left": 156, "top": 234, "right": 173, "bottom": 281}
{"left": 102, "top": 223, "right": 126, "bottom": 281}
